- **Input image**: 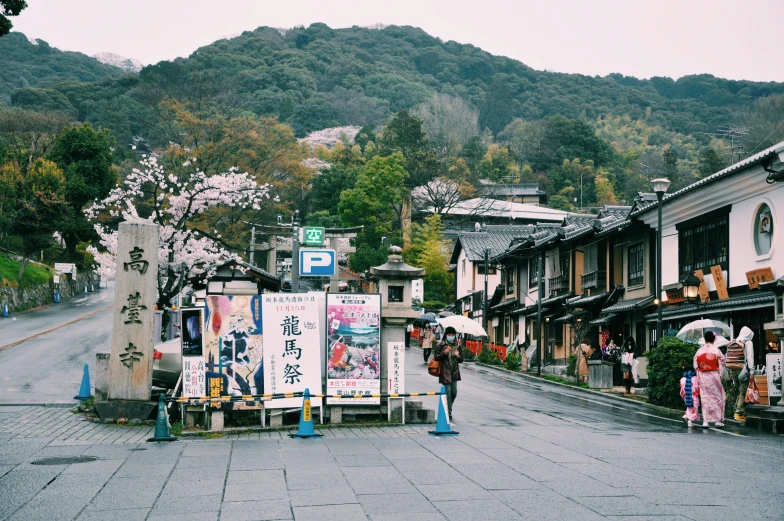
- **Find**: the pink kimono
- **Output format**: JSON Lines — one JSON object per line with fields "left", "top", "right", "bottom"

{"left": 694, "top": 343, "right": 726, "bottom": 423}
{"left": 679, "top": 372, "right": 700, "bottom": 421}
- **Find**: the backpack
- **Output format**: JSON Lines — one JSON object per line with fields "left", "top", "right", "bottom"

{"left": 725, "top": 341, "right": 746, "bottom": 370}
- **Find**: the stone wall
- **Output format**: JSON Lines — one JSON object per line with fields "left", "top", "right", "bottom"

{"left": 0, "top": 270, "right": 98, "bottom": 313}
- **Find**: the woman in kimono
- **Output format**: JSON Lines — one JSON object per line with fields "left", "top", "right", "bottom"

{"left": 679, "top": 368, "right": 700, "bottom": 427}
{"left": 693, "top": 330, "right": 726, "bottom": 428}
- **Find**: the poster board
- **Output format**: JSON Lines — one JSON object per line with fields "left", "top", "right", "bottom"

{"left": 181, "top": 308, "right": 205, "bottom": 398}
{"left": 262, "top": 294, "right": 323, "bottom": 409}
{"left": 326, "top": 294, "right": 381, "bottom": 405}
{"left": 202, "top": 295, "right": 264, "bottom": 409}
{"left": 767, "top": 353, "right": 782, "bottom": 399}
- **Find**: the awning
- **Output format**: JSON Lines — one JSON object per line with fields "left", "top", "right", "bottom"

{"left": 507, "top": 293, "right": 573, "bottom": 317}
{"left": 554, "top": 314, "right": 574, "bottom": 324}
{"left": 601, "top": 295, "right": 654, "bottom": 314}
{"left": 490, "top": 298, "right": 518, "bottom": 313}
{"left": 590, "top": 313, "right": 618, "bottom": 326}
{"left": 644, "top": 291, "right": 775, "bottom": 322}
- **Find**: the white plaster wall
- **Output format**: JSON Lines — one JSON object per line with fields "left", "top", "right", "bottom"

{"left": 456, "top": 249, "right": 472, "bottom": 299}
{"left": 661, "top": 225, "right": 680, "bottom": 289}
{"left": 623, "top": 229, "right": 652, "bottom": 300}
{"left": 728, "top": 187, "right": 783, "bottom": 287}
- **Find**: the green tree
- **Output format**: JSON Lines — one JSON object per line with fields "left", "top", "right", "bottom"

{"left": 698, "top": 147, "right": 727, "bottom": 176}
{"left": 404, "top": 214, "right": 454, "bottom": 306}
{"left": 310, "top": 164, "right": 361, "bottom": 215}
{"left": 479, "top": 77, "right": 518, "bottom": 135}
{"left": 0, "top": 161, "right": 22, "bottom": 251}
{"left": 0, "top": 0, "right": 26, "bottom": 37}
{"left": 378, "top": 109, "right": 438, "bottom": 189}
{"left": 339, "top": 153, "right": 408, "bottom": 272}
{"left": 48, "top": 123, "right": 116, "bottom": 261}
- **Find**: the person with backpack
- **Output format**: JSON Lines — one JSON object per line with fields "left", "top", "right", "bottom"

{"left": 726, "top": 326, "right": 755, "bottom": 422}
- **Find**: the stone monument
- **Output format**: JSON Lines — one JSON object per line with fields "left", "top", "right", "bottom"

{"left": 96, "top": 222, "right": 160, "bottom": 421}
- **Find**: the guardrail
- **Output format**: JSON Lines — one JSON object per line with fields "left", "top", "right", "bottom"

{"left": 169, "top": 390, "right": 444, "bottom": 406}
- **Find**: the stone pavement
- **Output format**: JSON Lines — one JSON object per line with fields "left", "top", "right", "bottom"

{"left": 2, "top": 401, "right": 783, "bottom": 521}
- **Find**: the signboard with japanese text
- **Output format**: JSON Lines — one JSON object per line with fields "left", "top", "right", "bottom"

{"left": 203, "top": 295, "right": 264, "bottom": 409}
{"left": 181, "top": 308, "right": 205, "bottom": 398}
{"left": 303, "top": 226, "right": 325, "bottom": 246}
{"left": 746, "top": 268, "right": 774, "bottom": 290}
{"left": 664, "top": 287, "right": 685, "bottom": 304}
{"left": 326, "top": 294, "right": 381, "bottom": 405}
{"left": 710, "top": 265, "right": 729, "bottom": 300}
{"left": 54, "top": 263, "right": 77, "bottom": 276}
{"left": 767, "top": 353, "right": 782, "bottom": 399}
{"left": 694, "top": 270, "right": 710, "bottom": 303}
{"left": 387, "top": 342, "right": 405, "bottom": 395}
{"left": 262, "top": 294, "right": 323, "bottom": 409}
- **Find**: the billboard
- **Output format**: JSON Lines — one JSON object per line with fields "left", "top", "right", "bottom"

{"left": 181, "top": 308, "right": 205, "bottom": 398}
{"left": 326, "top": 294, "right": 381, "bottom": 405}
{"left": 203, "top": 295, "right": 264, "bottom": 408}
{"left": 262, "top": 294, "right": 323, "bottom": 409}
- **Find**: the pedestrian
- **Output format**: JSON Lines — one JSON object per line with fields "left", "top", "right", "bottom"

{"left": 621, "top": 337, "right": 637, "bottom": 393}
{"left": 726, "top": 326, "right": 755, "bottom": 422}
{"left": 422, "top": 325, "right": 434, "bottom": 363}
{"left": 679, "top": 367, "right": 700, "bottom": 427}
{"left": 694, "top": 330, "right": 726, "bottom": 428}
{"left": 405, "top": 322, "right": 413, "bottom": 348}
{"left": 434, "top": 326, "right": 463, "bottom": 420}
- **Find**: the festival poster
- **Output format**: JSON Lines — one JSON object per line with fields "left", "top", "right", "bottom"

{"left": 203, "top": 295, "right": 264, "bottom": 409}
{"left": 326, "top": 294, "right": 381, "bottom": 405}
{"left": 262, "top": 294, "right": 323, "bottom": 409}
{"left": 181, "top": 308, "right": 205, "bottom": 397}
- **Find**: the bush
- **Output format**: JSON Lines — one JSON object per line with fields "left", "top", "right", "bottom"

{"left": 566, "top": 354, "right": 577, "bottom": 376}
{"left": 504, "top": 351, "right": 522, "bottom": 371}
{"left": 461, "top": 347, "right": 476, "bottom": 361}
{"left": 477, "top": 345, "right": 502, "bottom": 365}
{"left": 646, "top": 336, "right": 697, "bottom": 409}
{"left": 0, "top": 254, "right": 52, "bottom": 288}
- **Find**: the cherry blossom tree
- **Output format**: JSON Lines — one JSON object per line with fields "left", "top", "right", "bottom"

{"left": 86, "top": 155, "right": 273, "bottom": 307}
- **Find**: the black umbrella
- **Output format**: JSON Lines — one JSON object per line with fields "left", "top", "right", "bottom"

{"left": 413, "top": 313, "right": 437, "bottom": 327}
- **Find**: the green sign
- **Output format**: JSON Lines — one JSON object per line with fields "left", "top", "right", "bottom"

{"left": 303, "top": 227, "right": 325, "bottom": 246}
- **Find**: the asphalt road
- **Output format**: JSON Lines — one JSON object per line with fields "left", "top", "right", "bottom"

{"left": 0, "top": 289, "right": 113, "bottom": 404}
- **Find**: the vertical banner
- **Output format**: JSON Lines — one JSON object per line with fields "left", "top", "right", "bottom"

{"left": 203, "top": 295, "right": 264, "bottom": 408}
{"left": 262, "top": 294, "right": 323, "bottom": 409}
{"left": 181, "top": 308, "right": 205, "bottom": 398}
{"left": 326, "top": 294, "right": 382, "bottom": 405}
{"left": 387, "top": 342, "right": 405, "bottom": 395}
{"left": 767, "top": 353, "right": 782, "bottom": 399}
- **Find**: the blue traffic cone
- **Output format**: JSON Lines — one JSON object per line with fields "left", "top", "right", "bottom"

{"left": 2, "top": 301, "right": 8, "bottom": 318}
{"left": 429, "top": 385, "right": 459, "bottom": 436}
{"left": 290, "top": 388, "right": 322, "bottom": 438}
{"left": 54, "top": 290, "right": 60, "bottom": 304}
{"left": 74, "top": 364, "right": 91, "bottom": 401}
{"left": 83, "top": 284, "right": 88, "bottom": 296}
{"left": 147, "top": 393, "right": 177, "bottom": 442}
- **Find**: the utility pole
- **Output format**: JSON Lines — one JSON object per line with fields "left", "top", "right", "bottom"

{"left": 537, "top": 251, "right": 544, "bottom": 377}
{"left": 291, "top": 210, "right": 301, "bottom": 293}
{"left": 483, "top": 248, "right": 490, "bottom": 343}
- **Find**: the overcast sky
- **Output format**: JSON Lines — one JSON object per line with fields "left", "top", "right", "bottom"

{"left": 11, "top": 0, "right": 784, "bottom": 82}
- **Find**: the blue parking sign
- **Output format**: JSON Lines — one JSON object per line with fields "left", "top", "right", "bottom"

{"left": 300, "top": 249, "right": 336, "bottom": 276}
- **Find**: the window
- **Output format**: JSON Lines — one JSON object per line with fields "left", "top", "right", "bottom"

{"left": 529, "top": 258, "right": 539, "bottom": 286}
{"left": 388, "top": 286, "right": 403, "bottom": 303}
{"left": 754, "top": 203, "right": 774, "bottom": 255}
{"left": 477, "top": 263, "right": 496, "bottom": 275}
{"left": 505, "top": 266, "right": 515, "bottom": 294}
{"left": 559, "top": 251, "right": 570, "bottom": 279}
{"left": 461, "top": 259, "right": 466, "bottom": 277}
{"left": 583, "top": 242, "right": 598, "bottom": 273}
{"left": 628, "top": 243, "right": 644, "bottom": 287}
{"left": 678, "top": 213, "right": 729, "bottom": 277}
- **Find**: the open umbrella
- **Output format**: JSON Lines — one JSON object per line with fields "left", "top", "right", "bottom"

{"left": 436, "top": 315, "right": 488, "bottom": 337}
{"left": 676, "top": 319, "right": 732, "bottom": 344}
{"left": 438, "top": 311, "right": 456, "bottom": 317}
{"left": 413, "top": 313, "right": 437, "bottom": 328}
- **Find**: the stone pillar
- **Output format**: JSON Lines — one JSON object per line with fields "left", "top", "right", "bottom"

{"left": 94, "top": 353, "right": 110, "bottom": 403}
{"left": 97, "top": 222, "right": 159, "bottom": 421}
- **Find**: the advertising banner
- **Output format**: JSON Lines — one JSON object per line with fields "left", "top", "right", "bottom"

{"left": 387, "top": 342, "right": 405, "bottom": 395}
{"left": 203, "top": 295, "right": 264, "bottom": 409}
{"left": 326, "top": 294, "right": 381, "bottom": 405}
{"left": 767, "top": 353, "right": 782, "bottom": 399}
{"left": 181, "top": 308, "right": 205, "bottom": 397}
{"left": 262, "top": 294, "right": 323, "bottom": 409}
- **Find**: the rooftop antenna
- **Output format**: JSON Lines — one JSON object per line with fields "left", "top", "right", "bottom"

{"left": 704, "top": 126, "right": 749, "bottom": 164}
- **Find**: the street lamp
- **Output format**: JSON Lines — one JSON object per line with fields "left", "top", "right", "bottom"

{"left": 682, "top": 274, "right": 702, "bottom": 303}
{"left": 651, "top": 177, "right": 671, "bottom": 347}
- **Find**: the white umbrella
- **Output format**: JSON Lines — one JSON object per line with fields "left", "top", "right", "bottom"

{"left": 436, "top": 315, "right": 488, "bottom": 337}
{"left": 676, "top": 319, "right": 732, "bottom": 344}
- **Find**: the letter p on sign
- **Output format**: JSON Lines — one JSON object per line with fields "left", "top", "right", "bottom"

{"left": 300, "top": 249, "right": 336, "bottom": 276}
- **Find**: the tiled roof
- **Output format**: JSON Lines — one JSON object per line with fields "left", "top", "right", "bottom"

{"left": 590, "top": 313, "right": 618, "bottom": 325}
{"left": 480, "top": 183, "right": 547, "bottom": 197}
{"left": 643, "top": 291, "right": 775, "bottom": 321}
{"left": 490, "top": 298, "right": 518, "bottom": 312}
{"left": 561, "top": 215, "right": 596, "bottom": 240}
{"left": 602, "top": 295, "right": 654, "bottom": 313}
{"left": 632, "top": 142, "right": 784, "bottom": 217}
{"left": 453, "top": 227, "right": 536, "bottom": 262}
{"left": 430, "top": 197, "right": 567, "bottom": 221}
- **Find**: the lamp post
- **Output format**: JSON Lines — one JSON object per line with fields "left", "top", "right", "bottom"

{"left": 651, "top": 178, "right": 671, "bottom": 346}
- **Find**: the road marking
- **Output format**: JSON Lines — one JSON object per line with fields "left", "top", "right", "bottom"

{"left": 0, "top": 305, "right": 113, "bottom": 352}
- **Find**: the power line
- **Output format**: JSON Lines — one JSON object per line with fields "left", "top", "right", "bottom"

{"left": 704, "top": 126, "right": 749, "bottom": 164}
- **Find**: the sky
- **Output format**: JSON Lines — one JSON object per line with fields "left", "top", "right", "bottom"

{"left": 10, "top": 0, "right": 784, "bottom": 82}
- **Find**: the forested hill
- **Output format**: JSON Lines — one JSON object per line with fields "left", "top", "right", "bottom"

{"left": 0, "top": 32, "right": 123, "bottom": 105}
{"left": 3, "top": 23, "right": 784, "bottom": 145}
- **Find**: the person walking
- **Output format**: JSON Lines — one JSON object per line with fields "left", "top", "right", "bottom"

{"left": 694, "top": 330, "right": 726, "bottom": 428}
{"left": 405, "top": 322, "right": 413, "bottom": 348}
{"left": 434, "top": 326, "right": 463, "bottom": 420}
{"left": 422, "top": 325, "right": 434, "bottom": 363}
{"left": 726, "top": 326, "right": 755, "bottom": 422}
{"left": 621, "top": 337, "right": 637, "bottom": 393}
{"left": 679, "top": 367, "right": 700, "bottom": 427}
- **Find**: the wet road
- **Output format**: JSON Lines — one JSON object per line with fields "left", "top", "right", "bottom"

{"left": 0, "top": 290, "right": 113, "bottom": 404}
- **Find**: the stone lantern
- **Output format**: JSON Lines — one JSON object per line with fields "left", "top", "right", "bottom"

{"left": 370, "top": 246, "right": 424, "bottom": 395}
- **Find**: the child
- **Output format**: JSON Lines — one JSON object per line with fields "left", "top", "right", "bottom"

{"left": 680, "top": 368, "right": 700, "bottom": 427}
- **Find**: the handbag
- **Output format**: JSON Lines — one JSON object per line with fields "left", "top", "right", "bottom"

{"left": 745, "top": 376, "right": 760, "bottom": 405}
{"left": 739, "top": 366, "right": 749, "bottom": 383}
{"left": 427, "top": 358, "right": 441, "bottom": 377}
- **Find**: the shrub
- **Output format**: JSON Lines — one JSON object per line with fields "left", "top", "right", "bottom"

{"left": 461, "top": 347, "right": 476, "bottom": 361}
{"left": 504, "top": 351, "right": 522, "bottom": 371}
{"left": 646, "top": 336, "right": 697, "bottom": 409}
{"left": 566, "top": 354, "right": 577, "bottom": 376}
{"left": 477, "top": 345, "right": 502, "bottom": 365}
